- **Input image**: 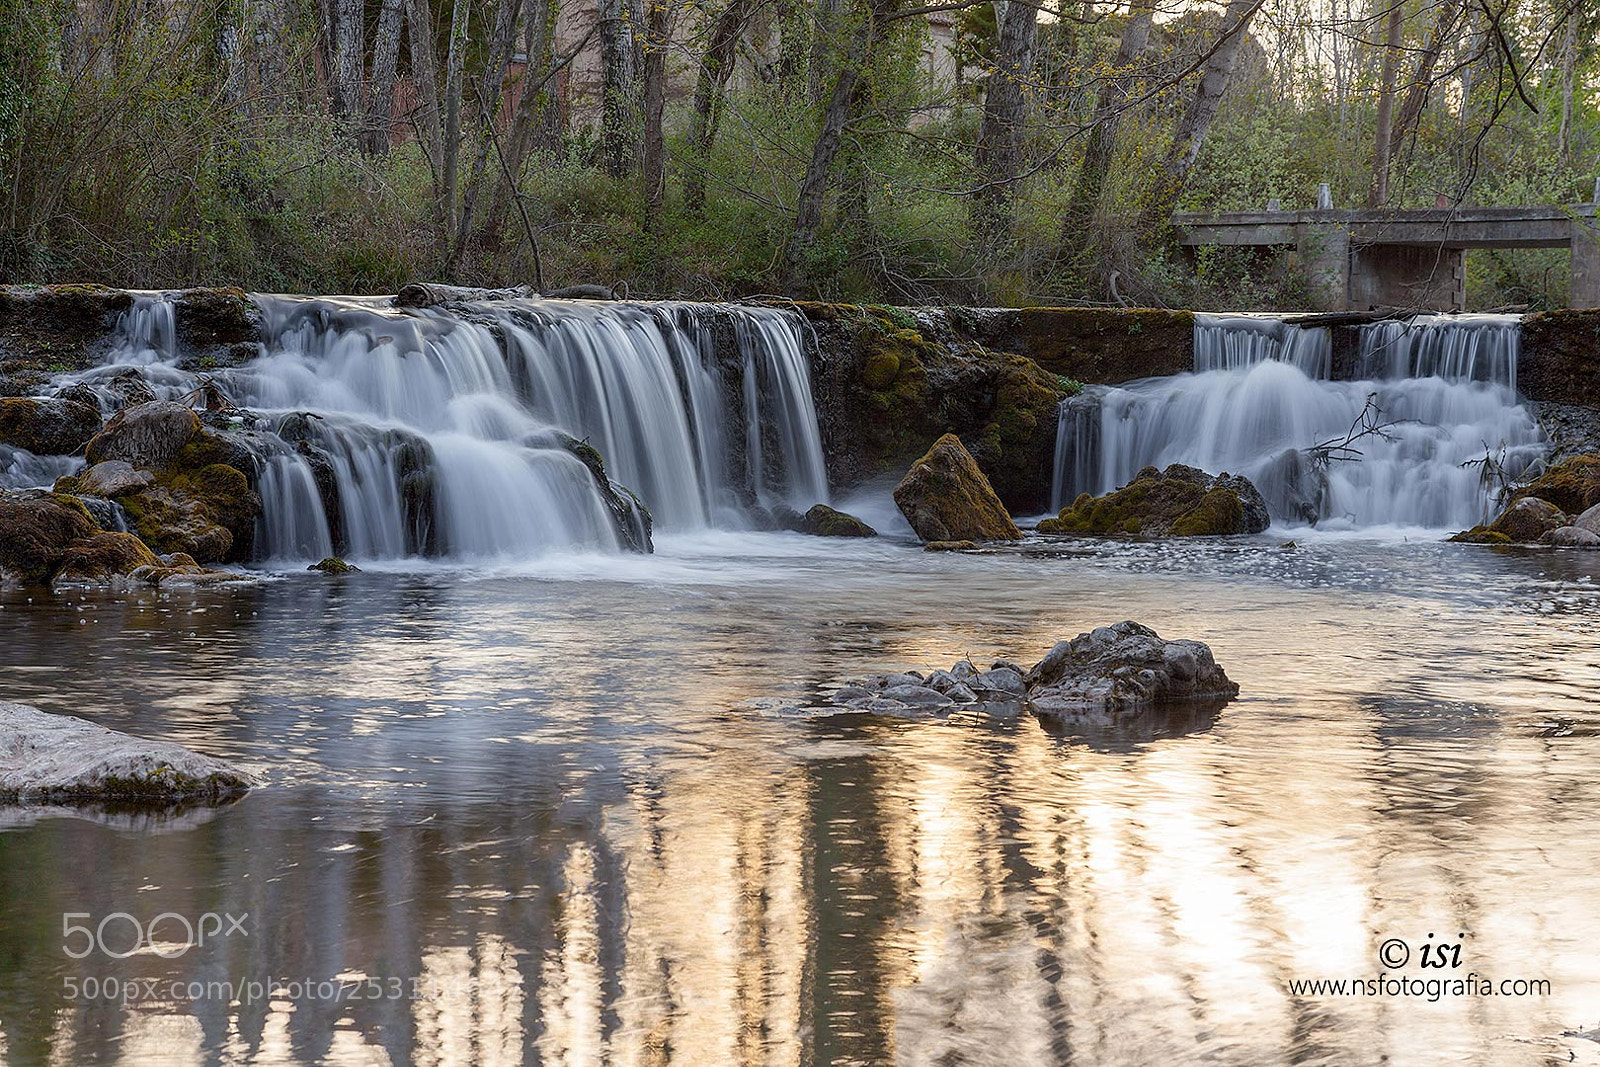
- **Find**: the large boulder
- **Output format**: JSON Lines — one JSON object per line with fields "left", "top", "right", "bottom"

{"left": 0, "top": 490, "right": 98, "bottom": 584}
{"left": 0, "top": 702, "right": 257, "bottom": 804}
{"left": 1025, "top": 622, "right": 1239, "bottom": 715}
{"left": 72, "top": 406, "right": 261, "bottom": 563}
{"left": 84, "top": 400, "right": 200, "bottom": 469}
{"left": 892, "top": 433, "right": 1022, "bottom": 542}
{"left": 0, "top": 397, "right": 102, "bottom": 455}
{"left": 1450, "top": 496, "right": 1569, "bottom": 545}
{"left": 818, "top": 621, "right": 1238, "bottom": 721}
{"left": 1511, "top": 455, "right": 1600, "bottom": 514}
{"left": 798, "top": 504, "right": 877, "bottom": 537}
{"left": 1039, "top": 464, "right": 1271, "bottom": 537}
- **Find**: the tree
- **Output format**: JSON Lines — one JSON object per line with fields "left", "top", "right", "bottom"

{"left": 684, "top": 0, "right": 752, "bottom": 216}
{"left": 1369, "top": 0, "right": 1405, "bottom": 206}
{"left": 1063, "top": 0, "right": 1156, "bottom": 243}
{"left": 972, "top": 0, "right": 1040, "bottom": 244}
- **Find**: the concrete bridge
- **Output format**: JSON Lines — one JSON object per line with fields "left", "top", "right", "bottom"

{"left": 1173, "top": 201, "right": 1600, "bottom": 311}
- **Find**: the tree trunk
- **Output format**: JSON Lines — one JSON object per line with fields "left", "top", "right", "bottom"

{"left": 1387, "top": 0, "right": 1462, "bottom": 167}
{"left": 783, "top": 0, "right": 900, "bottom": 292}
{"left": 1558, "top": 6, "right": 1576, "bottom": 161}
{"left": 1063, "top": 0, "right": 1154, "bottom": 241}
{"left": 363, "top": 0, "right": 406, "bottom": 154}
{"left": 972, "top": 0, "right": 1039, "bottom": 244}
{"left": 216, "top": 1, "right": 248, "bottom": 119}
{"left": 405, "top": 0, "right": 445, "bottom": 173}
{"left": 684, "top": 0, "right": 751, "bottom": 216}
{"left": 441, "top": 0, "right": 471, "bottom": 263}
{"left": 599, "top": 0, "right": 640, "bottom": 177}
{"left": 489, "top": 0, "right": 558, "bottom": 235}
{"left": 641, "top": 1, "right": 673, "bottom": 232}
{"left": 1139, "top": 0, "right": 1262, "bottom": 233}
{"left": 446, "top": 0, "right": 523, "bottom": 273}
{"left": 324, "top": 0, "right": 365, "bottom": 123}
{"left": 808, "top": 0, "right": 844, "bottom": 105}
{"left": 1368, "top": 0, "right": 1404, "bottom": 207}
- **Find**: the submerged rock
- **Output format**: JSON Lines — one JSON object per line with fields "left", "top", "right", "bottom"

{"left": 892, "top": 433, "right": 1022, "bottom": 543}
{"left": 0, "top": 397, "right": 102, "bottom": 455}
{"left": 924, "top": 539, "right": 979, "bottom": 551}
{"left": 309, "top": 556, "right": 361, "bottom": 574}
{"left": 820, "top": 621, "right": 1237, "bottom": 722}
{"left": 0, "top": 702, "right": 257, "bottom": 804}
{"left": 1039, "top": 464, "right": 1271, "bottom": 537}
{"left": 798, "top": 503, "right": 877, "bottom": 537}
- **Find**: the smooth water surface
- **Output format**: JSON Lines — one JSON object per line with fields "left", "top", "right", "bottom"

{"left": 3, "top": 531, "right": 1600, "bottom": 1066}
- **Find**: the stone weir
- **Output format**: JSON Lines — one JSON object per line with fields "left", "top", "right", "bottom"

{"left": 4, "top": 287, "right": 1598, "bottom": 541}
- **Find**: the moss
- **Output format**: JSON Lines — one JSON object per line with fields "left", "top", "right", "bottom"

{"left": 121, "top": 462, "right": 255, "bottom": 562}
{"left": 862, "top": 348, "right": 901, "bottom": 389}
{"left": 52, "top": 531, "right": 162, "bottom": 583}
{"left": 174, "top": 287, "right": 257, "bottom": 349}
{"left": 309, "top": 557, "right": 361, "bottom": 574}
{"left": 1040, "top": 467, "right": 1251, "bottom": 538}
{"left": 0, "top": 398, "right": 102, "bottom": 455}
{"left": 1511, "top": 454, "right": 1600, "bottom": 514}
{"left": 0, "top": 490, "right": 99, "bottom": 584}
{"left": 1000, "top": 308, "right": 1195, "bottom": 384}
{"left": 1447, "top": 526, "right": 1513, "bottom": 545}
{"left": 1168, "top": 488, "right": 1245, "bottom": 537}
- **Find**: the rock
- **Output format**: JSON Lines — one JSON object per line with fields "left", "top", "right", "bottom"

{"left": 1540, "top": 525, "right": 1600, "bottom": 548}
{"left": 822, "top": 622, "right": 1237, "bottom": 723}
{"left": 0, "top": 490, "right": 98, "bottom": 584}
{"left": 1451, "top": 496, "right": 1569, "bottom": 545}
{"left": 768, "top": 504, "right": 807, "bottom": 532}
{"left": 309, "top": 557, "right": 361, "bottom": 574}
{"left": 893, "top": 433, "right": 1022, "bottom": 543}
{"left": 1038, "top": 464, "right": 1271, "bottom": 537}
{"left": 973, "top": 666, "right": 1026, "bottom": 695}
{"left": 0, "top": 397, "right": 102, "bottom": 456}
{"left": 119, "top": 461, "right": 257, "bottom": 562}
{"left": 798, "top": 504, "right": 876, "bottom": 537}
{"left": 84, "top": 400, "right": 200, "bottom": 469}
{"left": 924, "top": 540, "right": 979, "bottom": 551}
{"left": 0, "top": 702, "right": 257, "bottom": 804}
{"left": 50, "top": 532, "right": 161, "bottom": 584}
{"left": 880, "top": 685, "right": 954, "bottom": 706}
{"left": 551, "top": 432, "right": 653, "bottom": 553}
{"left": 1575, "top": 502, "right": 1600, "bottom": 536}
{"left": 55, "top": 460, "right": 154, "bottom": 498}
{"left": 1026, "top": 621, "right": 1238, "bottom": 714}
{"left": 1510, "top": 455, "right": 1600, "bottom": 515}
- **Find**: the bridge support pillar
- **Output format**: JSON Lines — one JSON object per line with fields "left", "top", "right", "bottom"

{"left": 1295, "top": 223, "right": 1349, "bottom": 310}
{"left": 1570, "top": 215, "right": 1600, "bottom": 308}
{"left": 1348, "top": 245, "right": 1466, "bottom": 311}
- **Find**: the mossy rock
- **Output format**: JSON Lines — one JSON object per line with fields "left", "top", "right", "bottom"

{"left": 800, "top": 504, "right": 877, "bottom": 537}
{"left": 51, "top": 532, "right": 162, "bottom": 584}
{"left": 0, "top": 490, "right": 99, "bottom": 584}
{"left": 1510, "top": 455, "right": 1600, "bottom": 515}
{"left": 85, "top": 400, "right": 201, "bottom": 469}
{"left": 1449, "top": 496, "right": 1569, "bottom": 545}
{"left": 309, "top": 557, "right": 361, "bottom": 574}
{"left": 0, "top": 397, "right": 102, "bottom": 456}
{"left": 174, "top": 287, "right": 258, "bottom": 349}
{"left": 0, "top": 285, "right": 134, "bottom": 372}
{"left": 1448, "top": 526, "right": 1513, "bottom": 545}
{"left": 892, "top": 433, "right": 1022, "bottom": 543}
{"left": 1040, "top": 465, "right": 1268, "bottom": 538}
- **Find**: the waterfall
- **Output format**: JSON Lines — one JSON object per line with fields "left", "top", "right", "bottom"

{"left": 11, "top": 294, "right": 831, "bottom": 565}
{"left": 1053, "top": 314, "right": 1546, "bottom": 530}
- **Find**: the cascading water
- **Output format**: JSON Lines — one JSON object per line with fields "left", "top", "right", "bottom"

{"left": 4, "top": 294, "right": 831, "bottom": 565}
{"left": 1053, "top": 313, "right": 1545, "bottom": 530}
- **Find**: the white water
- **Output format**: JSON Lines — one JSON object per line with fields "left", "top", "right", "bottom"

{"left": 1053, "top": 314, "right": 1545, "bottom": 530}
{"left": 5, "top": 294, "right": 831, "bottom": 564}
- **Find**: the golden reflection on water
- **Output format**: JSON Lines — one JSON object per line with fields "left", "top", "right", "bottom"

{"left": 2, "top": 536, "right": 1600, "bottom": 1065}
